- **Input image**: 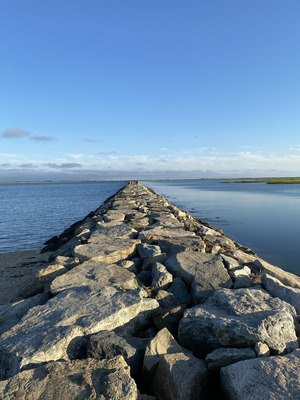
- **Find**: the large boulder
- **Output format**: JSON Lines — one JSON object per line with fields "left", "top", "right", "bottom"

{"left": 178, "top": 287, "right": 298, "bottom": 356}
{"left": 0, "top": 356, "right": 138, "bottom": 400}
{"left": 220, "top": 349, "right": 300, "bottom": 400}
{"left": 50, "top": 260, "right": 138, "bottom": 294}
{"left": 153, "top": 352, "right": 208, "bottom": 400}
{"left": 165, "top": 251, "right": 232, "bottom": 303}
{"left": 73, "top": 238, "right": 141, "bottom": 264}
{"left": 262, "top": 273, "right": 300, "bottom": 314}
{"left": 0, "top": 286, "right": 159, "bottom": 377}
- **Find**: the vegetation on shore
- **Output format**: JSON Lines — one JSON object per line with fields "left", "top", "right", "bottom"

{"left": 222, "top": 177, "right": 300, "bottom": 184}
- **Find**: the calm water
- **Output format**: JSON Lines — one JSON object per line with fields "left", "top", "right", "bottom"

{"left": 143, "top": 180, "right": 300, "bottom": 276}
{"left": 0, "top": 181, "right": 127, "bottom": 253}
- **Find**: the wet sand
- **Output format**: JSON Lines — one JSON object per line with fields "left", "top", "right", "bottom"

{"left": 0, "top": 250, "right": 49, "bottom": 305}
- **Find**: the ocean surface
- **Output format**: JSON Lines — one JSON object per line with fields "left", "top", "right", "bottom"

{"left": 143, "top": 180, "right": 300, "bottom": 276}
{"left": 0, "top": 181, "right": 127, "bottom": 253}
{"left": 0, "top": 179, "right": 299, "bottom": 276}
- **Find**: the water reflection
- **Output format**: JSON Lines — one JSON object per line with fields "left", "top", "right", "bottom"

{"left": 144, "top": 181, "right": 300, "bottom": 276}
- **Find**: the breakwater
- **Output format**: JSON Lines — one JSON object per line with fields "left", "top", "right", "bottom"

{"left": 0, "top": 183, "right": 300, "bottom": 399}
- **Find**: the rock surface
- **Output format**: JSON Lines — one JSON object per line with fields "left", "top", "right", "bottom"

{"left": 0, "top": 356, "right": 138, "bottom": 400}
{"left": 220, "top": 349, "right": 300, "bottom": 400}
{"left": 178, "top": 287, "right": 298, "bottom": 356}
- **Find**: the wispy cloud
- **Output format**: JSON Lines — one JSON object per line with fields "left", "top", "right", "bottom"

{"left": 30, "top": 135, "right": 55, "bottom": 142}
{"left": 44, "top": 162, "right": 82, "bottom": 169}
{"left": 97, "top": 151, "right": 118, "bottom": 155}
{"left": 83, "top": 138, "right": 102, "bottom": 143}
{"left": 19, "top": 163, "right": 36, "bottom": 168}
{"left": 2, "top": 128, "right": 31, "bottom": 139}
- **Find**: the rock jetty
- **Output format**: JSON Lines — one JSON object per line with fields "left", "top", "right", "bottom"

{"left": 1, "top": 182, "right": 300, "bottom": 399}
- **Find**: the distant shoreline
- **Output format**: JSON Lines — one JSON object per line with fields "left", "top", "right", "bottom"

{"left": 1, "top": 177, "right": 300, "bottom": 184}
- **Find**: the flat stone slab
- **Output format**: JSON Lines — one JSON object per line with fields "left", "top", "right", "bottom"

{"left": 165, "top": 251, "right": 232, "bottom": 303}
{"left": 158, "top": 236, "right": 206, "bottom": 255}
{"left": 0, "top": 286, "right": 159, "bottom": 376}
{"left": 139, "top": 228, "right": 196, "bottom": 242}
{"left": 90, "top": 221, "right": 137, "bottom": 240}
{"left": 178, "top": 287, "right": 298, "bottom": 356}
{"left": 51, "top": 260, "right": 138, "bottom": 294}
{"left": 0, "top": 356, "right": 138, "bottom": 400}
{"left": 220, "top": 349, "right": 300, "bottom": 400}
{"left": 73, "top": 238, "right": 141, "bottom": 263}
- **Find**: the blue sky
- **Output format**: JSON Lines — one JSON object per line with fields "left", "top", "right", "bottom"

{"left": 1, "top": 0, "right": 299, "bottom": 181}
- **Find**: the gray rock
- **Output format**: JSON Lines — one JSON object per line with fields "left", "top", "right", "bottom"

{"left": 153, "top": 352, "right": 208, "bottom": 400}
{"left": 220, "top": 349, "right": 300, "bottom": 400}
{"left": 0, "top": 356, "right": 138, "bottom": 400}
{"left": 165, "top": 251, "right": 232, "bottom": 303}
{"left": 136, "top": 270, "right": 152, "bottom": 286}
{"left": 151, "top": 262, "right": 173, "bottom": 291}
{"left": 139, "top": 228, "right": 196, "bottom": 242}
{"left": 50, "top": 260, "right": 138, "bottom": 294}
{"left": 118, "top": 259, "right": 138, "bottom": 273}
{"left": 167, "top": 277, "right": 192, "bottom": 305}
{"left": 87, "top": 330, "right": 147, "bottom": 376}
{"left": 229, "top": 265, "right": 252, "bottom": 278}
{"left": 233, "top": 275, "right": 254, "bottom": 289}
{"left": 153, "top": 305, "right": 186, "bottom": 334}
{"left": 142, "top": 253, "right": 167, "bottom": 271}
{"left": 143, "top": 328, "right": 183, "bottom": 379}
{"left": 155, "top": 290, "right": 180, "bottom": 309}
{"left": 0, "top": 286, "right": 159, "bottom": 377}
{"left": 158, "top": 236, "right": 206, "bottom": 256}
{"left": 91, "top": 221, "right": 137, "bottom": 240}
{"left": 178, "top": 287, "right": 298, "bottom": 356}
{"left": 73, "top": 238, "right": 141, "bottom": 264}
{"left": 205, "top": 347, "right": 256, "bottom": 371}
{"left": 262, "top": 273, "right": 300, "bottom": 314}
{"left": 221, "top": 254, "right": 243, "bottom": 270}
{"left": 137, "top": 243, "right": 162, "bottom": 259}
{"left": 0, "top": 293, "right": 49, "bottom": 336}
{"left": 103, "top": 210, "right": 126, "bottom": 222}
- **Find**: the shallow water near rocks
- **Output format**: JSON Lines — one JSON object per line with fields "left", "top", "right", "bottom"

{"left": 0, "top": 181, "right": 127, "bottom": 253}
{"left": 143, "top": 180, "right": 300, "bottom": 276}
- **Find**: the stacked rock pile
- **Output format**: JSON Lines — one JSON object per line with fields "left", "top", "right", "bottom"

{"left": 1, "top": 183, "right": 300, "bottom": 399}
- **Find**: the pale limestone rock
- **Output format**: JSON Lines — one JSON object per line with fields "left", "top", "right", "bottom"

{"left": 50, "top": 260, "right": 138, "bottom": 294}
{"left": 139, "top": 228, "right": 196, "bottom": 242}
{"left": 36, "top": 263, "right": 68, "bottom": 286}
{"left": 103, "top": 210, "right": 126, "bottom": 222}
{"left": 118, "top": 259, "right": 137, "bottom": 273}
{"left": 0, "top": 293, "right": 49, "bottom": 336}
{"left": 73, "top": 238, "right": 141, "bottom": 264}
{"left": 220, "top": 349, "right": 300, "bottom": 400}
{"left": 254, "top": 342, "right": 270, "bottom": 357}
{"left": 91, "top": 221, "right": 137, "bottom": 240}
{"left": 0, "top": 286, "right": 159, "bottom": 376}
{"left": 221, "top": 254, "right": 243, "bottom": 270}
{"left": 229, "top": 265, "right": 252, "bottom": 278}
{"left": 205, "top": 347, "right": 256, "bottom": 371}
{"left": 153, "top": 352, "right": 208, "bottom": 400}
{"left": 179, "top": 287, "right": 298, "bottom": 356}
{"left": 155, "top": 290, "right": 180, "bottom": 309}
{"left": 262, "top": 273, "right": 300, "bottom": 314}
{"left": 0, "top": 356, "right": 138, "bottom": 400}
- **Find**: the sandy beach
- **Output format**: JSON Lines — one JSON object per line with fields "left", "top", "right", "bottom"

{"left": 0, "top": 249, "right": 49, "bottom": 305}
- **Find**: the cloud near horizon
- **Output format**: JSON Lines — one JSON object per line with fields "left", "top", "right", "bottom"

{"left": 2, "top": 128, "right": 31, "bottom": 139}
{"left": 30, "top": 135, "right": 55, "bottom": 142}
